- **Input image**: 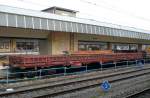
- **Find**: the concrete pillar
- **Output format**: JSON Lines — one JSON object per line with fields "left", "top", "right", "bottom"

{"left": 39, "top": 39, "right": 49, "bottom": 55}
{"left": 51, "top": 32, "right": 70, "bottom": 55}
{"left": 70, "top": 33, "right": 74, "bottom": 53}
{"left": 47, "top": 33, "right": 52, "bottom": 54}
{"left": 73, "top": 33, "right": 78, "bottom": 52}
{"left": 70, "top": 33, "right": 78, "bottom": 53}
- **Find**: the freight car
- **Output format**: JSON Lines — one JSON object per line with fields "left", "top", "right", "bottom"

{"left": 8, "top": 50, "right": 144, "bottom": 69}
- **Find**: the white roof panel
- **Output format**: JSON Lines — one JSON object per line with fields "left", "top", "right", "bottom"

{"left": 0, "top": 4, "right": 150, "bottom": 34}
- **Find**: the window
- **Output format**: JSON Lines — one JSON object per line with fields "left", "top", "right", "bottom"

{"left": 25, "top": 16, "right": 33, "bottom": 28}
{"left": 78, "top": 41, "right": 107, "bottom": 51}
{"left": 8, "top": 14, "right": 16, "bottom": 27}
{"left": 112, "top": 44, "right": 138, "bottom": 51}
{"left": 78, "top": 44, "right": 86, "bottom": 51}
{"left": 87, "top": 44, "right": 100, "bottom": 50}
{"left": 130, "top": 44, "right": 138, "bottom": 50}
{"left": 0, "top": 39, "right": 11, "bottom": 52}
{"left": 0, "top": 43, "right": 4, "bottom": 49}
{"left": 116, "top": 45, "right": 129, "bottom": 50}
{"left": 16, "top": 39, "right": 39, "bottom": 53}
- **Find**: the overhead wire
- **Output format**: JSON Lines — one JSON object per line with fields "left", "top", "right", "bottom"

{"left": 17, "top": 0, "right": 150, "bottom": 22}
{"left": 79, "top": 0, "right": 150, "bottom": 22}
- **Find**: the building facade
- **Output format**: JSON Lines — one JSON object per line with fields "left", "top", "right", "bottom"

{"left": 0, "top": 5, "right": 150, "bottom": 57}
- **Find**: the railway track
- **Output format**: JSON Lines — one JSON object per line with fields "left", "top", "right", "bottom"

{"left": 126, "top": 88, "right": 150, "bottom": 98}
{"left": 2, "top": 64, "right": 149, "bottom": 90}
{"left": 0, "top": 66, "right": 150, "bottom": 98}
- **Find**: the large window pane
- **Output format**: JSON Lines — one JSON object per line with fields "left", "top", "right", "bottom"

{"left": 33, "top": 17, "right": 40, "bottom": 29}
{"left": 16, "top": 39, "right": 39, "bottom": 54}
{"left": 0, "top": 39, "right": 11, "bottom": 52}
{"left": 25, "top": 16, "right": 33, "bottom": 28}
{"left": 0, "top": 13, "right": 7, "bottom": 26}
{"left": 17, "top": 15, "right": 25, "bottom": 28}
{"left": 8, "top": 14, "right": 16, "bottom": 27}
{"left": 41, "top": 18, "right": 48, "bottom": 30}
{"left": 78, "top": 41, "right": 107, "bottom": 51}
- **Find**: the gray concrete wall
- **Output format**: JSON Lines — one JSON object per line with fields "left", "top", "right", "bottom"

{"left": 39, "top": 32, "right": 53, "bottom": 55}
{"left": 39, "top": 39, "right": 48, "bottom": 55}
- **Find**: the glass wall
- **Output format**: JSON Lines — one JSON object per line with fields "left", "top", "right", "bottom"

{"left": 112, "top": 43, "right": 138, "bottom": 51}
{"left": 15, "top": 39, "right": 39, "bottom": 54}
{"left": 0, "top": 39, "right": 11, "bottom": 53}
{"left": 0, "top": 38, "right": 39, "bottom": 55}
{"left": 78, "top": 41, "right": 107, "bottom": 51}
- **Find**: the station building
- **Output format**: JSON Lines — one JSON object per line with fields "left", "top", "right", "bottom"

{"left": 0, "top": 5, "right": 150, "bottom": 58}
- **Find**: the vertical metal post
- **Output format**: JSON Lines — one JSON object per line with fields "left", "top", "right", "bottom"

{"left": 136, "top": 60, "right": 137, "bottom": 66}
{"left": 39, "top": 69, "right": 42, "bottom": 79}
{"left": 114, "top": 62, "right": 117, "bottom": 69}
{"left": 6, "top": 68, "right": 9, "bottom": 85}
{"left": 86, "top": 64, "right": 88, "bottom": 72}
{"left": 64, "top": 67, "right": 66, "bottom": 76}
{"left": 126, "top": 61, "right": 128, "bottom": 67}
{"left": 100, "top": 62, "right": 103, "bottom": 71}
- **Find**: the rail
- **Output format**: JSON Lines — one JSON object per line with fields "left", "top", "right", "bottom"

{"left": 0, "top": 66, "right": 150, "bottom": 98}
{"left": 126, "top": 88, "right": 150, "bottom": 98}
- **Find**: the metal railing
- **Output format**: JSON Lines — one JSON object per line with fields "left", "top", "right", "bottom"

{"left": 0, "top": 58, "right": 149, "bottom": 85}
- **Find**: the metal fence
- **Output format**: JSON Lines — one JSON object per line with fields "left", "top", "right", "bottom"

{"left": 0, "top": 58, "right": 149, "bottom": 85}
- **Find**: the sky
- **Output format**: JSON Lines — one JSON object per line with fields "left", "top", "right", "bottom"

{"left": 0, "top": 0, "right": 150, "bottom": 32}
